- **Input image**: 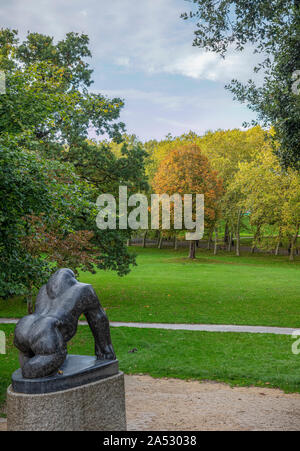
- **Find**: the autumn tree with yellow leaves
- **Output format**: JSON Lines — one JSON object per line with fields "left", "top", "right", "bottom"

{"left": 230, "top": 146, "right": 300, "bottom": 260}
{"left": 152, "top": 144, "right": 223, "bottom": 259}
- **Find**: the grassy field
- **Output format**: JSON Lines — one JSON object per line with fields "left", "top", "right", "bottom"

{"left": 1, "top": 247, "right": 299, "bottom": 328}
{"left": 1, "top": 323, "right": 300, "bottom": 415}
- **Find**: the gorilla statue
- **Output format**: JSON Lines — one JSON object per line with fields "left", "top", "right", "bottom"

{"left": 14, "top": 268, "right": 116, "bottom": 379}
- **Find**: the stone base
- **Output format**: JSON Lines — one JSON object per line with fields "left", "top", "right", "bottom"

{"left": 7, "top": 372, "right": 126, "bottom": 431}
{"left": 12, "top": 355, "right": 119, "bottom": 394}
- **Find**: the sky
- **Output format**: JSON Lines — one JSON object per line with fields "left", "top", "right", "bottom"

{"left": 0, "top": 0, "right": 262, "bottom": 141}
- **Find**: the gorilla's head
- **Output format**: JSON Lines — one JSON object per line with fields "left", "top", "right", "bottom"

{"left": 46, "top": 268, "right": 77, "bottom": 299}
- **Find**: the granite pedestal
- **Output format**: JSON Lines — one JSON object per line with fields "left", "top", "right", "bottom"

{"left": 7, "top": 355, "right": 127, "bottom": 431}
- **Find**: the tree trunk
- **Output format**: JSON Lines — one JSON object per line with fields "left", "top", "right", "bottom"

{"left": 224, "top": 221, "right": 229, "bottom": 245}
{"left": 126, "top": 239, "right": 131, "bottom": 246}
{"left": 27, "top": 293, "right": 33, "bottom": 315}
{"left": 156, "top": 231, "right": 161, "bottom": 247}
{"left": 214, "top": 227, "right": 218, "bottom": 255}
{"left": 228, "top": 231, "right": 232, "bottom": 252}
{"left": 236, "top": 209, "right": 241, "bottom": 257}
{"left": 275, "top": 230, "right": 282, "bottom": 256}
{"left": 289, "top": 225, "right": 299, "bottom": 261}
{"left": 251, "top": 225, "right": 260, "bottom": 254}
{"left": 207, "top": 228, "right": 213, "bottom": 250}
{"left": 158, "top": 236, "right": 163, "bottom": 249}
{"left": 142, "top": 231, "right": 147, "bottom": 248}
{"left": 174, "top": 235, "right": 178, "bottom": 250}
{"left": 289, "top": 240, "right": 294, "bottom": 261}
{"left": 189, "top": 240, "right": 196, "bottom": 259}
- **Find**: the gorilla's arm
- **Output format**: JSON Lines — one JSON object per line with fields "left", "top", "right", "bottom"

{"left": 83, "top": 287, "right": 116, "bottom": 360}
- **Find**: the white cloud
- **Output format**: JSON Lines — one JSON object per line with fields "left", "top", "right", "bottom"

{"left": 167, "top": 52, "right": 220, "bottom": 80}
{"left": 115, "top": 57, "right": 130, "bottom": 68}
{"left": 163, "top": 46, "right": 262, "bottom": 83}
{"left": 100, "top": 88, "right": 199, "bottom": 111}
{"left": 0, "top": 0, "right": 262, "bottom": 83}
{"left": 0, "top": 0, "right": 259, "bottom": 139}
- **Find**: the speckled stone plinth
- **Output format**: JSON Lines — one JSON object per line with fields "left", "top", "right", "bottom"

{"left": 7, "top": 372, "right": 126, "bottom": 431}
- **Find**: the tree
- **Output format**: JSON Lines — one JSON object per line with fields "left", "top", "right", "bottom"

{"left": 183, "top": 0, "right": 300, "bottom": 168}
{"left": 146, "top": 127, "right": 267, "bottom": 254}
{"left": 230, "top": 145, "right": 300, "bottom": 259}
{"left": 0, "top": 132, "right": 101, "bottom": 310}
{"left": 0, "top": 135, "right": 53, "bottom": 301}
{"left": 0, "top": 29, "right": 148, "bottom": 304}
{"left": 153, "top": 144, "right": 223, "bottom": 258}
{"left": 144, "top": 131, "right": 199, "bottom": 184}
{"left": 200, "top": 126, "right": 267, "bottom": 254}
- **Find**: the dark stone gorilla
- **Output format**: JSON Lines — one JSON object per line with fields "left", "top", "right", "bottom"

{"left": 14, "top": 269, "right": 116, "bottom": 379}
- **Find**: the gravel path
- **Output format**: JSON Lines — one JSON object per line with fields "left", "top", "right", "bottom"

{"left": 125, "top": 375, "right": 300, "bottom": 431}
{"left": 0, "top": 318, "right": 297, "bottom": 335}
{"left": 2, "top": 375, "right": 300, "bottom": 431}
{"left": 110, "top": 322, "right": 297, "bottom": 335}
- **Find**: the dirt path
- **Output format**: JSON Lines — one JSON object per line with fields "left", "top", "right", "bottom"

{"left": 1, "top": 375, "right": 300, "bottom": 431}
{"left": 125, "top": 375, "right": 300, "bottom": 431}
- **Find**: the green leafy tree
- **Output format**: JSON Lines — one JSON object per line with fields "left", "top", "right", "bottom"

{"left": 0, "top": 29, "right": 148, "bottom": 305}
{"left": 0, "top": 132, "right": 100, "bottom": 309}
{"left": 0, "top": 135, "right": 52, "bottom": 301}
{"left": 182, "top": 0, "right": 300, "bottom": 168}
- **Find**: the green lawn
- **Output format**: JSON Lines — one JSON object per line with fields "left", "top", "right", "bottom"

{"left": 1, "top": 323, "right": 300, "bottom": 416}
{"left": 1, "top": 247, "right": 300, "bottom": 327}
